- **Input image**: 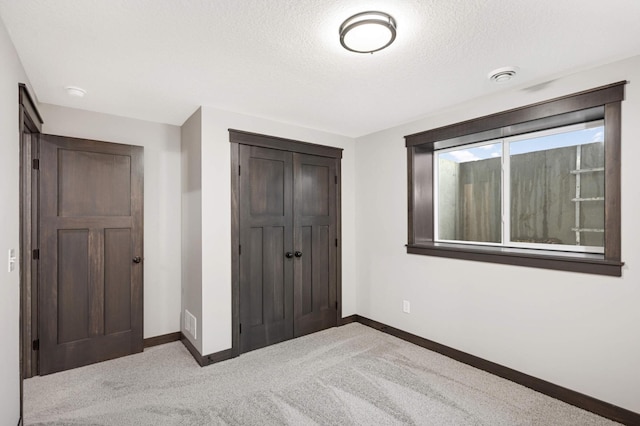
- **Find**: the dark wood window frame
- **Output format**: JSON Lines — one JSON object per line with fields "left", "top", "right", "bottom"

{"left": 405, "top": 81, "right": 626, "bottom": 276}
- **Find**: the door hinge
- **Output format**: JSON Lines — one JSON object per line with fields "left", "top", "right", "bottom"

{"left": 335, "top": 301, "right": 338, "bottom": 309}
{"left": 32, "top": 249, "right": 39, "bottom": 260}
{"left": 238, "top": 165, "right": 241, "bottom": 176}
{"left": 32, "top": 158, "right": 39, "bottom": 170}
{"left": 32, "top": 339, "right": 39, "bottom": 351}
{"left": 239, "top": 323, "right": 242, "bottom": 334}
{"left": 335, "top": 238, "right": 338, "bottom": 247}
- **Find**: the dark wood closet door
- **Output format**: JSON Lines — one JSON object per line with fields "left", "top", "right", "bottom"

{"left": 39, "top": 134, "right": 143, "bottom": 375}
{"left": 293, "top": 153, "right": 338, "bottom": 337}
{"left": 239, "top": 145, "right": 294, "bottom": 353}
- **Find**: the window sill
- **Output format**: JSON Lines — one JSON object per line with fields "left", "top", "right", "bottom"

{"left": 406, "top": 242, "right": 623, "bottom": 276}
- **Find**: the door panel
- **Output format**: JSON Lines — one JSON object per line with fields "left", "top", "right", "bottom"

{"left": 248, "top": 228, "right": 265, "bottom": 327}
{"left": 39, "top": 134, "right": 143, "bottom": 375}
{"left": 250, "top": 157, "right": 286, "bottom": 216}
{"left": 104, "top": 228, "right": 133, "bottom": 334}
{"left": 239, "top": 145, "right": 293, "bottom": 353}
{"left": 312, "top": 225, "right": 331, "bottom": 311}
{"left": 264, "top": 227, "right": 286, "bottom": 322}
{"left": 57, "top": 229, "right": 89, "bottom": 344}
{"left": 300, "top": 226, "right": 313, "bottom": 315}
{"left": 58, "top": 149, "right": 132, "bottom": 217}
{"left": 299, "top": 164, "right": 329, "bottom": 216}
{"left": 293, "top": 154, "right": 337, "bottom": 337}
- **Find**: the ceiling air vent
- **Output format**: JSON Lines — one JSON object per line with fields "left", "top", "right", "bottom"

{"left": 488, "top": 66, "right": 518, "bottom": 83}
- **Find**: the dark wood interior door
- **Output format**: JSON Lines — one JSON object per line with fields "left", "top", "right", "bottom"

{"left": 293, "top": 153, "right": 338, "bottom": 336}
{"left": 238, "top": 144, "right": 338, "bottom": 353}
{"left": 39, "top": 134, "right": 143, "bottom": 375}
{"left": 239, "top": 145, "right": 294, "bottom": 353}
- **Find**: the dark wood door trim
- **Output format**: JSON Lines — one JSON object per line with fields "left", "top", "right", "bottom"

{"left": 19, "top": 83, "right": 43, "bottom": 422}
{"left": 230, "top": 142, "right": 241, "bottom": 358}
{"left": 19, "top": 122, "right": 39, "bottom": 380}
{"left": 335, "top": 159, "right": 342, "bottom": 325}
{"left": 19, "top": 83, "right": 43, "bottom": 133}
{"left": 230, "top": 130, "right": 343, "bottom": 357}
{"left": 229, "top": 129, "right": 343, "bottom": 159}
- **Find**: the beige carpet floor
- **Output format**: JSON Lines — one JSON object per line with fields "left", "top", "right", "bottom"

{"left": 24, "top": 323, "right": 618, "bottom": 425}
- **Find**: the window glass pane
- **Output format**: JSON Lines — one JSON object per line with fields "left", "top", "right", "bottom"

{"left": 509, "top": 124, "right": 604, "bottom": 249}
{"left": 438, "top": 143, "right": 501, "bottom": 243}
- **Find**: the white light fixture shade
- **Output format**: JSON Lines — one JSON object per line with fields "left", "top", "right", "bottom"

{"left": 65, "top": 86, "right": 86, "bottom": 97}
{"left": 340, "top": 11, "right": 396, "bottom": 54}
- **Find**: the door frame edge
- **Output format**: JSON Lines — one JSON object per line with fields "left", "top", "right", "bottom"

{"left": 18, "top": 83, "right": 43, "bottom": 419}
{"left": 230, "top": 141, "right": 241, "bottom": 357}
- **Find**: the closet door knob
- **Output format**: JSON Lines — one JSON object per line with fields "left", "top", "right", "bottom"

{"left": 294, "top": 251, "right": 303, "bottom": 258}
{"left": 285, "top": 252, "right": 294, "bottom": 258}
{"left": 133, "top": 256, "right": 142, "bottom": 264}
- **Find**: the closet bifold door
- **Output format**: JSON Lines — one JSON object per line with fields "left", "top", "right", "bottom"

{"left": 235, "top": 132, "right": 341, "bottom": 355}
{"left": 293, "top": 153, "right": 338, "bottom": 337}
{"left": 238, "top": 145, "right": 294, "bottom": 353}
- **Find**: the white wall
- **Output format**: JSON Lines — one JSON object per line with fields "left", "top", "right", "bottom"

{"left": 355, "top": 55, "right": 640, "bottom": 413}
{"left": 181, "top": 108, "right": 203, "bottom": 352}
{"left": 193, "top": 107, "right": 357, "bottom": 355}
{"left": 40, "top": 104, "right": 182, "bottom": 340}
{"left": 0, "top": 16, "right": 30, "bottom": 426}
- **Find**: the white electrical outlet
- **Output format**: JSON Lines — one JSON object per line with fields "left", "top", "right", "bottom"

{"left": 8, "top": 249, "right": 16, "bottom": 272}
{"left": 403, "top": 300, "right": 410, "bottom": 313}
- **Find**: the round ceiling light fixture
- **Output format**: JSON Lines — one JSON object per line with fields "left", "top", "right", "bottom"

{"left": 488, "top": 66, "right": 518, "bottom": 83}
{"left": 65, "top": 86, "right": 87, "bottom": 98}
{"left": 339, "top": 11, "right": 397, "bottom": 54}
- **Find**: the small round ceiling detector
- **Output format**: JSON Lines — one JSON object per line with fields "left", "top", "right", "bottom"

{"left": 488, "top": 67, "right": 518, "bottom": 83}
{"left": 65, "top": 86, "right": 87, "bottom": 98}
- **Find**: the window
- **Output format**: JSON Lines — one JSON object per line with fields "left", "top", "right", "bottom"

{"left": 435, "top": 121, "right": 605, "bottom": 253}
{"left": 405, "top": 82, "right": 625, "bottom": 276}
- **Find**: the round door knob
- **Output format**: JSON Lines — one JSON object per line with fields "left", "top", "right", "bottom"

{"left": 285, "top": 252, "right": 294, "bottom": 258}
{"left": 133, "top": 256, "right": 142, "bottom": 264}
{"left": 294, "top": 251, "right": 303, "bottom": 258}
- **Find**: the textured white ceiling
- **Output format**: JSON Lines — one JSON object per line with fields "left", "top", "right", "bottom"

{"left": 1, "top": 0, "right": 639, "bottom": 137}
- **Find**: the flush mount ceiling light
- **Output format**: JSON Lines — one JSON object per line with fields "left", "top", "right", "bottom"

{"left": 488, "top": 66, "right": 518, "bottom": 83}
{"left": 339, "top": 11, "right": 397, "bottom": 54}
{"left": 65, "top": 86, "right": 86, "bottom": 98}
